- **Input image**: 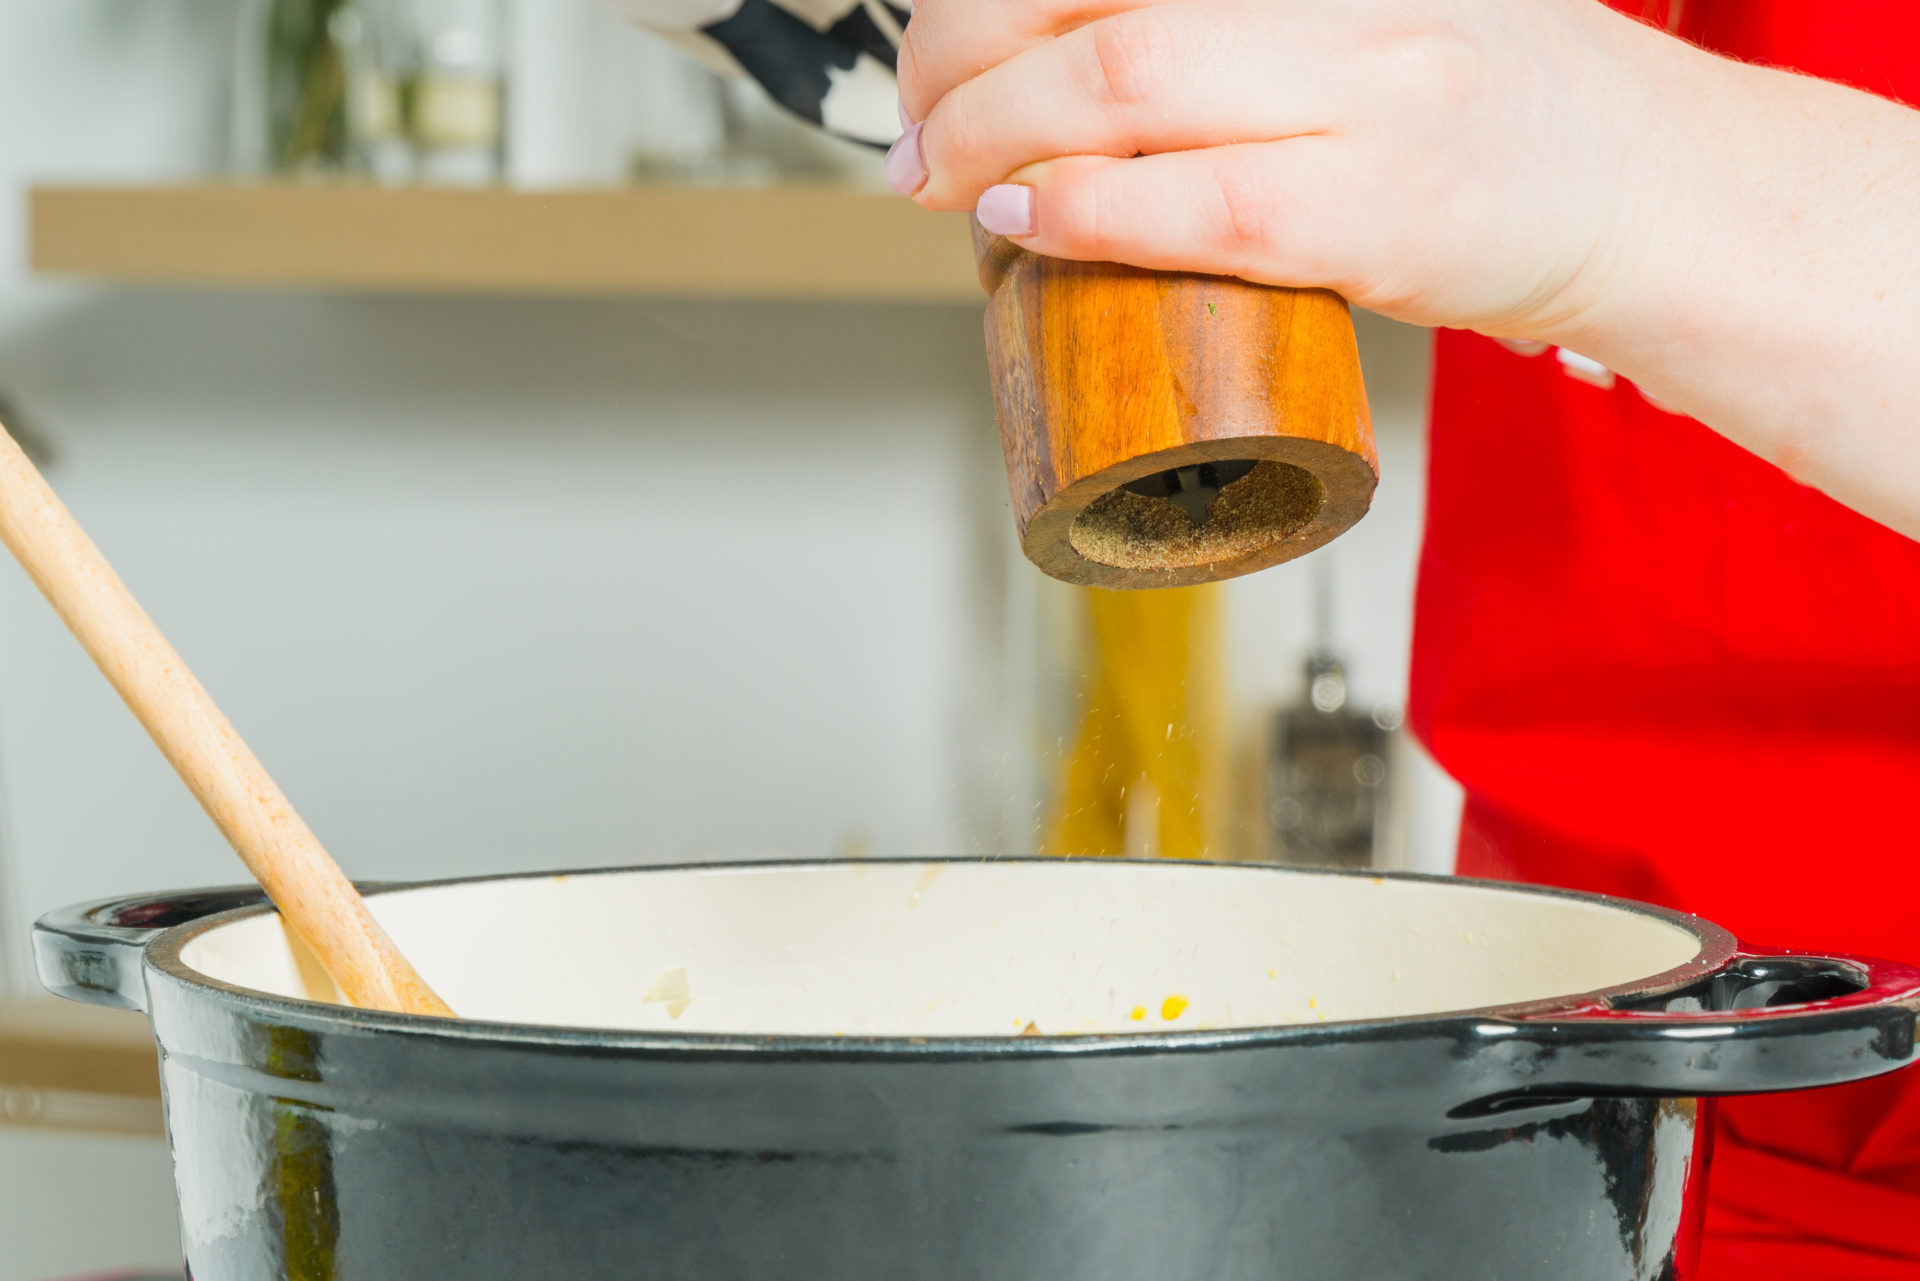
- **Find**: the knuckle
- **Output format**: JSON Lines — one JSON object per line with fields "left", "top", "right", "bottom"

{"left": 1045, "top": 172, "right": 1115, "bottom": 257}
{"left": 1386, "top": 30, "right": 1487, "bottom": 113}
{"left": 931, "top": 87, "right": 988, "bottom": 178}
{"left": 1208, "top": 164, "right": 1279, "bottom": 258}
{"left": 895, "top": 33, "right": 926, "bottom": 101}
{"left": 1084, "top": 10, "right": 1179, "bottom": 108}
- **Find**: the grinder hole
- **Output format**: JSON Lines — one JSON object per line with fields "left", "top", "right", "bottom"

{"left": 1070, "top": 460, "right": 1325, "bottom": 572}
{"left": 1121, "top": 460, "right": 1260, "bottom": 524}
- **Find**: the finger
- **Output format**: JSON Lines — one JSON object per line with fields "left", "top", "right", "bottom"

{"left": 972, "top": 145, "right": 1354, "bottom": 289}
{"left": 897, "top": 0, "right": 1155, "bottom": 122}
{"left": 913, "top": 3, "right": 1324, "bottom": 210}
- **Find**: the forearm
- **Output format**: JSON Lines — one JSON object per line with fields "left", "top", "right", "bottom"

{"left": 1558, "top": 40, "right": 1920, "bottom": 538}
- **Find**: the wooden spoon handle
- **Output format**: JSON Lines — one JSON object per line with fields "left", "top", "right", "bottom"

{"left": 0, "top": 420, "right": 452, "bottom": 1017}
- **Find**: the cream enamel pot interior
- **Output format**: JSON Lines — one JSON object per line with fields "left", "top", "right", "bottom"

{"left": 36, "top": 859, "right": 1920, "bottom": 1281}
{"left": 179, "top": 859, "right": 1706, "bottom": 1035}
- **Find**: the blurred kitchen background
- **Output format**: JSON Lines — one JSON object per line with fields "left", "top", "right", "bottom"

{"left": 0, "top": 2, "right": 1461, "bottom": 1276}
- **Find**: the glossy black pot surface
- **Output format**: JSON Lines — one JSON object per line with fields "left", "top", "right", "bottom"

{"left": 35, "top": 860, "right": 1920, "bottom": 1281}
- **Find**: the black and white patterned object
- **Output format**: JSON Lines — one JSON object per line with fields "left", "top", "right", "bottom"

{"left": 605, "top": 0, "right": 909, "bottom": 146}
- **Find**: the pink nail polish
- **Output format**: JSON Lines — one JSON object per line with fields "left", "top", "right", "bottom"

{"left": 884, "top": 121, "right": 927, "bottom": 196}
{"left": 976, "top": 184, "right": 1035, "bottom": 237}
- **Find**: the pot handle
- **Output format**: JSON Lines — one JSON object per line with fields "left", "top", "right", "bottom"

{"left": 1459, "top": 951, "right": 1920, "bottom": 1114}
{"left": 33, "top": 886, "right": 270, "bottom": 1012}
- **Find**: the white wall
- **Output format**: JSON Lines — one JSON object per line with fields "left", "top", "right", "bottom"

{"left": 0, "top": 288, "right": 1004, "bottom": 919}
{"left": 0, "top": 8, "right": 228, "bottom": 1268}
{"left": 0, "top": 1128, "right": 180, "bottom": 1281}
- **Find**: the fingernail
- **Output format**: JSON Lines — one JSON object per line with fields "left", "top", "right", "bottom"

{"left": 898, "top": 98, "right": 914, "bottom": 131}
{"left": 884, "top": 121, "right": 927, "bottom": 195}
{"left": 976, "top": 184, "right": 1035, "bottom": 237}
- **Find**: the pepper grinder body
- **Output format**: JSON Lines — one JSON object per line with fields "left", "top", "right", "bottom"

{"left": 974, "top": 224, "right": 1379, "bottom": 589}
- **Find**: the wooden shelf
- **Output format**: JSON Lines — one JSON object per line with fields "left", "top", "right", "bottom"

{"left": 30, "top": 184, "right": 983, "bottom": 302}
{"left": 0, "top": 997, "right": 163, "bottom": 1137}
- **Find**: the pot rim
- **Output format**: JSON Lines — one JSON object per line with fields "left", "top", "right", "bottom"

{"left": 139, "top": 857, "right": 1737, "bottom": 1060}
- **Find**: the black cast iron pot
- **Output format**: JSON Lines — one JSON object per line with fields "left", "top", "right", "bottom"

{"left": 35, "top": 859, "right": 1920, "bottom": 1281}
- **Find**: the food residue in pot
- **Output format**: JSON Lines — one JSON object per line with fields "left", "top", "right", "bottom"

{"left": 1161, "top": 994, "right": 1190, "bottom": 1021}
{"left": 1129, "top": 1005, "right": 1147, "bottom": 1021}
{"left": 906, "top": 864, "right": 943, "bottom": 907}
{"left": 1019, "top": 1021, "right": 1042, "bottom": 1037}
{"left": 642, "top": 965, "right": 693, "bottom": 1019}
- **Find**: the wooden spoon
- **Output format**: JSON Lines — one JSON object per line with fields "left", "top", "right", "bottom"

{"left": 0, "top": 419, "right": 453, "bottom": 1017}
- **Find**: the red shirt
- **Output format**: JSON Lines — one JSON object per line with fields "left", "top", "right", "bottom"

{"left": 1409, "top": 3, "right": 1920, "bottom": 1276}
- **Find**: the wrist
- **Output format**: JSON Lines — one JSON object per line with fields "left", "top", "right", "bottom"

{"left": 1522, "top": 14, "right": 1737, "bottom": 362}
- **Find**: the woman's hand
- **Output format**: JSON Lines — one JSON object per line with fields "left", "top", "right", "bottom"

{"left": 892, "top": 0, "right": 1692, "bottom": 342}
{"left": 892, "top": 0, "right": 1920, "bottom": 542}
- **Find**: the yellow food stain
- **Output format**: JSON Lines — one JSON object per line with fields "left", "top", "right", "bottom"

{"left": 906, "top": 863, "right": 943, "bottom": 907}
{"left": 642, "top": 966, "right": 693, "bottom": 1020}
{"left": 1161, "top": 994, "right": 1190, "bottom": 1021}
{"left": 1129, "top": 1006, "right": 1147, "bottom": 1021}
{"left": 1307, "top": 996, "right": 1318, "bottom": 1009}
{"left": 1267, "top": 969, "right": 1276, "bottom": 980}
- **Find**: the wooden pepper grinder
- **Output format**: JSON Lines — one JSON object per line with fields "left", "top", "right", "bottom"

{"left": 974, "top": 223, "right": 1378, "bottom": 589}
